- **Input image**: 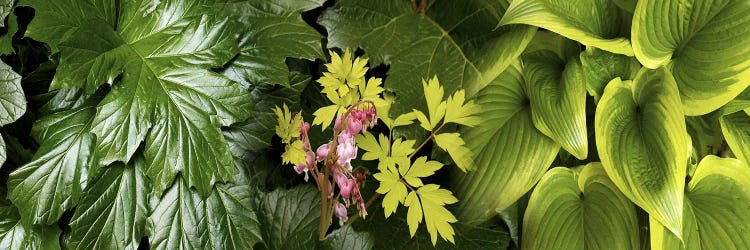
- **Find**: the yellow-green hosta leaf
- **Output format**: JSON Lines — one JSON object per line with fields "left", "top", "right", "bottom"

{"left": 632, "top": 0, "right": 750, "bottom": 115}
{"left": 595, "top": 67, "right": 689, "bottom": 239}
{"left": 452, "top": 61, "right": 559, "bottom": 224}
{"left": 720, "top": 112, "right": 750, "bottom": 165}
{"left": 579, "top": 48, "right": 640, "bottom": 103}
{"left": 523, "top": 33, "right": 588, "bottom": 159}
{"left": 650, "top": 156, "right": 750, "bottom": 249}
{"left": 499, "top": 0, "right": 633, "bottom": 56}
{"left": 433, "top": 133, "right": 476, "bottom": 172}
{"left": 522, "top": 164, "right": 640, "bottom": 250}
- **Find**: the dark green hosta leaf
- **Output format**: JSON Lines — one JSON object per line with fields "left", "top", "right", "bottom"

{"left": 632, "top": 0, "right": 750, "bottom": 115}
{"left": 320, "top": 225, "right": 374, "bottom": 250}
{"left": 258, "top": 185, "right": 320, "bottom": 249}
{"left": 685, "top": 113, "right": 724, "bottom": 160}
{"left": 0, "top": 189, "right": 61, "bottom": 249}
{"left": 7, "top": 98, "right": 97, "bottom": 225}
{"left": 720, "top": 112, "right": 750, "bottom": 165}
{"left": 499, "top": 0, "right": 633, "bottom": 55}
{"left": 68, "top": 158, "right": 151, "bottom": 250}
{"left": 452, "top": 61, "right": 559, "bottom": 223}
{"left": 148, "top": 178, "right": 262, "bottom": 250}
{"left": 651, "top": 156, "right": 750, "bottom": 249}
{"left": 319, "top": 0, "right": 536, "bottom": 120}
{"left": 595, "top": 68, "right": 689, "bottom": 239}
{"left": 522, "top": 164, "right": 640, "bottom": 249}
{"left": 522, "top": 33, "right": 588, "bottom": 159}
{"left": 24, "top": 0, "right": 254, "bottom": 195}
{"left": 220, "top": 0, "right": 324, "bottom": 87}
{"left": 579, "top": 48, "right": 640, "bottom": 103}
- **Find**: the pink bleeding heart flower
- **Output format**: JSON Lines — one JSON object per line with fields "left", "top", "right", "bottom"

{"left": 335, "top": 203, "right": 348, "bottom": 225}
{"left": 316, "top": 143, "right": 330, "bottom": 162}
{"left": 336, "top": 131, "right": 357, "bottom": 167}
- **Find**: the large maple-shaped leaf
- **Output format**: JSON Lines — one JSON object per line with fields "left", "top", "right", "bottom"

{"left": 0, "top": 60, "right": 26, "bottom": 166}
{"left": 148, "top": 177, "right": 262, "bottom": 250}
{"left": 7, "top": 96, "right": 98, "bottom": 225}
{"left": 0, "top": 188, "right": 61, "bottom": 249}
{"left": 68, "top": 157, "right": 151, "bottom": 250}
{"left": 23, "top": 0, "right": 254, "bottom": 195}
{"left": 219, "top": 0, "right": 325, "bottom": 87}
{"left": 319, "top": 0, "right": 536, "bottom": 120}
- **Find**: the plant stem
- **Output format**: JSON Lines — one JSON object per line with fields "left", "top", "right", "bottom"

{"left": 318, "top": 172, "right": 328, "bottom": 240}
{"left": 408, "top": 123, "right": 445, "bottom": 159}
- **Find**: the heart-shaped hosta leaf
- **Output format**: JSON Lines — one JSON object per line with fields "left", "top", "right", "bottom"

{"left": 632, "top": 0, "right": 750, "bottom": 115}
{"left": 522, "top": 33, "right": 588, "bottom": 159}
{"left": 68, "top": 158, "right": 150, "bottom": 250}
{"left": 7, "top": 97, "right": 97, "bottom": 225}
{"left": 23, "top": 0, "right": 255, "bottom": 195}
{"left": 452, "top": 61, "right": 559, "bottom": 224}
{"left": 319, "top": 0, "right": 536, "bottom": 121}
{"left": 0, "top": 188, "right": 61, "bottom": 249}
{"left": 219, "top": 0, "right": 325, "bottom": 87}
{"left": 522, "top": 163, "right": 640, "bottom": 249}
{"left": 595, "top": 67, "right": 689, "bottom": 239}
{"left": 148, "top": 178, "right": 262, "bottom": 250}
{"left": 499, "top": 0, "right": 633, "bottom": 56}
{"left": 686, "top": 113, "right": 724, "bottom": 161}
{"left": 650, "top": 156, "right": 750, "bottom": 249}
{"left": 720, "top": 112, "right": 750, "bottom": 165}
{"left": 579, "top": 48, "right": 640, "bottom": 103}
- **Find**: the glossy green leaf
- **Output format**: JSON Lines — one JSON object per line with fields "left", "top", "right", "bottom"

{"left": 0, "top": 0, "right": 11, "bottom": 28}
{"left": 320, "top": 225, "right": 374, "bottom": 250}
{"left": 319, "top": 0, "right": 536, "bottom": 122}
{"left": 522, "top": 33, "right": 588, "bottom": 159}
{"left": 0, "top": 12, "right": 18, "bottom": 55}
{"left": 499, "top": 0, "right": 633, "bottom": 55}
{"left": 68, "top": 158, "right": 150, "bottom": 250}
{"left": 720, "top": 112, "right": 750, "bottom": 165}
{"left": 0, "top": 60, "right": 25, "bottom": 126}
{"left": 651, "top": 156, "right": 750, "bottom": 249}
{"left": 522, "top": 164, "right": 640, "bottom": 249}
{"left": 632, "top": 0, "right": 750, "bottom": 115}
{"left": 148, "top": 178, "right": 262, "bottom": 250}
{"left": 23, "top": 0, "right": 254, "bottom": 195}
{"left": 0, "top": 188, "right": 61, "bottom": 249}
{"left": 220, "top": 0, "right": 325, "bottom": 87}
{"left": 258, "top": 185, "right": 320, "bottom": 249}
{"left": 595, "top": 67, "right": 689, "bottom": 239}
{"left": 579, "top": 48, "right": 640, "bottom": 102}
{"left": 7, "top": 98, "right": 97, "bottom": 225}
{"left": 452, "top": 61, "right": 559, "bottom": 224}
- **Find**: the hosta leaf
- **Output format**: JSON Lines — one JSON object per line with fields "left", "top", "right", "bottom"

{"left": 0, "top": 60, "right": 24, "bottom": 126}
{"left": 452, "top": 62, "right": 559, "bottom": 224}
{"left": 149, "top": 178, "right": 262, "bottom": 250}
{"left": 23, "top": 0, "right": 254, "bottom": 195}
{"left": 7, "top": 98, "right": 97, "bottom": 225}
{"left": 499, "top": 0, "right": 633, "bottom": 55}
{"left": 579, "top": 48, "right": 640, "bottom": 102}
{"left": 650, "top": 156, "right": 750, "bottom": 249}
{"left": 632, "top": 0, "right": 750, "bottom": 115}
{"left": 685, "top": 113, "right": 724, "bottom": 160}
{"left": 595, "top": 68, "right": 689, "bottom": 239}
{"left": 68, "top": 158, "right": 150, "bottom": 250}
{"left": 720, "top": 112, "right": 750, "bottom": 165}
{"left": 522, "top": 164, "right": 640, "bottom": 249}
{"left": 0, "top": 188, "right": 61, "bottom": 249}
{"left": 319, "top": 0, "right": 536, "bottom": 122}
{"left": 258, "top": 185, "right": 320, "bottom": 250}
{"left": 219, "top": 0, "right": 325, "bottom": 87}
{"left": 522, "top": 33, "right": 588, "bottom": 159}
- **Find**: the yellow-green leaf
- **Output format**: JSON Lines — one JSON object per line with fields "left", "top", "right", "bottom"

{"left": 312, "top": 104, "right": 340, "bottom": 131}
{"left": 444, "top": 90, "right": 481, "bottom": 127}
{"left": 421, "top": 76, "right": 447, "bottom": 130}
{"left": 274, "top": 104, "right": 302, "bottom": 143}
{"left": 433, "top": 133, "right": 476, "bottom": 172}
{"left": 720, "top": 112, "right": 750, "bottom": 166}
{"left": 416, "top": 184, "right": 458, "bottom": 245}
{"left": 403, "top": 156, "right": 444, "bottom": 187}
{"left": 374, "top": 168, "right": 408, "bottom": 218}
{"left": 281, "top": 140, "right": 306, "bottom": 166}
{"left": 404, "top": 191, "right": 422, "bottom": 237}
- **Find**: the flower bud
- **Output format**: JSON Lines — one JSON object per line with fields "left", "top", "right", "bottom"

{"left": 316, "top": 143, "right": 330, "bottom": 162}
{"left": 335, "top": 203, "right": 348, "bottom": 224}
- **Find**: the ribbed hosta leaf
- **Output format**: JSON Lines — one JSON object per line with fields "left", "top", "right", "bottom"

{"left": 579, "top": 48, "right": 640, "bottom": 102}
{"left": 452, "top": 61, "right": 559, "bottom": 223}
{"left": 23, "top": 0, "right": 254, "bottom": 195}
{"left": 595, "top": 67, "right": 688, "bottom": 239}
{"left": 319, "top": 0, "right": 536, "bottom": 123}
{"left": 632, "top": 0, "right": 750, "bottom": 115}
{"left": 650, "top": 156, "right": 750, "bottom": 249}
{"left": 7, "top": 98, "right": 97, "bottom": 225}
{"left": 148, "top": 178, "right": 262, "bottom": 250}
{"left": 522, "top": 164, "right": 640, "bottom": 249}
{"left": 68, "top": 158, "right": 150, "bottom": 250}
{"left": 499, "top": 0, "right": 633, "bottom": 55}
{"left": 220, "top": 0, "right": 325, "bottom": 87}
{"left": 523, "top": 33, "right": 587, "bottom": 159}
{"left": 720, "top": 112, "right": 750, "bottom": 165}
